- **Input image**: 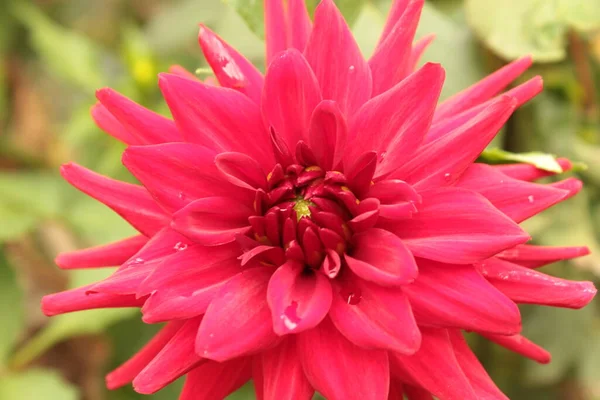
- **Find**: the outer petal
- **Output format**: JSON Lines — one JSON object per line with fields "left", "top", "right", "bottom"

{"left": 265, "top": 0, "right": 312, "bottom": 65}
{"left": 304, "top": 0, "right": 372, "bottom": 116}
{"left": 90, "top": 103, "right": 141, "bottom": 145}
{"left": 434, "top": 56, "right": 532, "bottom": 121}
{"left": 390, "top": 328, "right": 478, "bottom": 400}
{"left": 55, "top": 235, "right": 148, "bottom": 269}
{"left": 392, "top": 95, "right": 517, "bottom": 188}
{"left": 172, "top": 197, "right": 253, "bottom": 246}
{"left": 494, "top": 157, "right": 573, "bottom": 181}
{"left": 159, "top": 73, "right": 274, "bottom": 169}
{"left": 96, "top": 88, "right": 181, "bottom": 144}
{"left": 199, "top": 25, "right": 264, "bottom": 103}
{"left": 61, "top": 163, "right": 169, "bottom": 236}
{"left": 260, "top": 338, "right": 314, "bottom": 400}
{"left": 404, "top": 386, "right": 434, "bottom": 400}
{"left": 346, "top": 228, "right": 418, "bottom": 286}
{"left": 106, "top": 321, "right": 185, "bottom": 390}
{"left": 448, "top": 330, "right": 509, "bottom": 400}
{"left": 180, "top": 358, "right": 252, "bottom": 400}
{"left": 480, "top": 332, "right": 551, "bottom": 364}
{"left": 267, "top": 260, "right": 332, "bottom": 335}
{"left": 308, "top": 100, "right": 347, "bottom": 171}
{"left": 387, "top": 187, "right": 529, "bottom": 264}
{"left": 41, "top": 285, "right": 143, "bottom": 316}
{"left": 196, "top": 267, "right": 278, "bottom": 362}
{"left": 298, "top": 318, "right": 390, "bottom": 400}
{"left": 123, "top": 143, "right": 253, "bottom": 214}
{"left": 262, "top": 49, "right": 322, "bottom": 151}
{"left": 344, "top": 63, "right": 444, "bottom": 177}
{"left": 139, "top": 243, "right": 242, "bottom": 323}
{"left": 456, "top": 163, "right": 571, "bottom": 223}
{"left": 404, "top": 260, "right": 521, "bottom": 334}
{"left": 479, "top": 258, "right": 597, "bottom": 309}
{"left": 329, "top": 272, "right": 421, "bottom": 353}
{"left": 133, "top": 317, "right": 204, "bottom": 394}
{"left": 497, "top": 244, "right": 590, "bottom": 269}
{"left": 369, "top": 0, "right": 424, "bottom": 95}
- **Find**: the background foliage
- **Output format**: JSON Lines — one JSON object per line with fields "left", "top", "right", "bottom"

{"left": 0, "top": 0, "right": 599, "bottom": 399}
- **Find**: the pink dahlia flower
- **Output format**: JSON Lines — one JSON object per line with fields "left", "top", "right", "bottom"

{"left": 43, "top": 0, "right": 597, "bottom": 399}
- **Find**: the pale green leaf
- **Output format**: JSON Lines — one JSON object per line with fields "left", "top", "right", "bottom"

{"left": 10, "top": 1, "right": 103, "bottom": 90}
{"left": 559, "top": 0, "right": 600, "bottom": 32}
{"left": 0, "top": 369, "right": 79, "bottom": 400}
{"left": 352, "top": 2, "right": 385, "bottom": 58}
{"left": 479, "top": 148, "right": 564, "bottom": 173}
{"left": 222, "top": 0, "right": 264, "bottom": 39}
{"left": 0, "top": 251, "right": 24, "bottom": 366}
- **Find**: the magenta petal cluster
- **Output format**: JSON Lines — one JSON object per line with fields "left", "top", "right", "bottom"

{"left": 44, "top": 0, "right": 596, "bottom": 399}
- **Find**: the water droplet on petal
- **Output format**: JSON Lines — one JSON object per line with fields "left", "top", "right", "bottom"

{"left": 349, "top": 65, "right": 355, "bottom": 72}
{"left": 178, "top": 191, "right": 185, "bottom": 200}
{"left": 528, "top": 195, "right": 535, "bottom": 203}
{"left": 443, "top": 172, "right": 452, "bottom": 182}
{"left": 130, "top": 257, "right": 144, "bottom": 265}
{"left": 174, "top": 242, "right": 188, "bottom": 251}
{"left": 281, "top": 301, "right": 301, "bottom": 331}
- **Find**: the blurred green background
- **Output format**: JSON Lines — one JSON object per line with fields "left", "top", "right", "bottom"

{"left": 0, "top": 0, "right": 599, "bottom": 399}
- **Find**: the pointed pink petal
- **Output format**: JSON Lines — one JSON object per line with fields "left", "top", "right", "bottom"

{"left": 390, "top": 328, "right": 478, "bottom": 400}
{"left": 140, "top": 243, "right": 242, "bottom": 322}
{"left": 260, "top": 338, "right": 314, "bottom": 400}
{"left": 497, "top": 244, "right": 590, "bottom": 269}
{"left": 133, "top": 317, "right": 204, "bottom": 394}
{"left": 199, "top": 25, "right": 264, "bottom": 103}
{"left": 106, "top": 321, "right": 185, "bottom": 389}
{"left": 41, "top": 285, "right": 143, "bottom": 316}
{"left": 345, "top": 63, "right": 444, "bottom": 177}
{"left": 91, "top": 103, "right": 142, "bottom": 145}
{"left": 55, "top": 235, "right": 148, "bottom": 269}
{"left": 87, "top": 262, "right": 155, "bottom": 295}
{"left": 435, "top": 56, "right": 532, "bottom": 121}
{"left": 387, "top": 187, "right": 529, "bottom": 264}
{"left": 172, "top": 197, "right": 253, "bottom": 246}
{"left": 329, "top": 272, "right": 421, "bottom": 353}
{"left": 405, "top": 260, "right": 521, "bottom": 334}
{"left": 215, "top": 152, "right": 268, "bottom": 190}
{"left": 369, "top": 0, "right": 424, "bottom": 95}
{"left": 448, "top": 330, "right": 509, "bottom": 400}
{"left": 494, "top": 157, "right": 572, "bottom": 181}
{"left": 121, "top": 228, "right": 191, "bottom": 269}
{"left": 456, "top": 163, "right": 571, "bottom": 222}
{"left": 308, "top": 100, "right": 347, "bottom": 170}
{"left": 409, "top": 34, "right": 435, "bottom": 72}
{"left": 168, "top": 65, "right": 200, "bottom": 81}
{"left": 479, "top": 258, "right": 597, "bottom": 309}
{"left": 267, "top": 261, "right": 332, "bottom": 335}
{"left": 123, "top": 143, "right": 253, "bottom": 214}
{"left": 479, "top": 332, "right": 551, "bottom": 364}
{"left": 378, "top": 0, "right": 409, "bottom": 47}
{"left": 265, "top": 0, "right": 312, "bottom": 65}
{"left": 61, "top": 163, "right": 169, "bottom": 236}
{"left": 262, "top": 49, "right": 322, "bottom": 151}
{"left": 180, "top": 358, "right": 252, "bottom": 400}
{"left": 304, "top": 0, "right": 372, "bottom": 116}
{"left": 196, "top": 267, "right": 278, "bottom": 362}
{"left": 346, "top": 228, "right": 418, "bottom": 286}
{"left": 298, "top": 318, "right": 390, "bottom": 400}
{"left": 159, "top": 73, "right": 274, "bottom": 170}
{"left": 96, "top": 88, "right": 181, "bottom": 144}
{"left": 393, "top": 95, "right": 517, "bottom": 188}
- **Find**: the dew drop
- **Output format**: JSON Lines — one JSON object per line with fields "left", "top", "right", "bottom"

{"left": 443, "top": 172, "right": 452, "bottom": 182}
{"left": 281, "top": 302, "right": 301, "bottom": 331}
{"left": 378, "top": 152, "right": 387, "bottom": 162}
{"left": 178, "top": 191, "right": 185, "bottom": 200}
{"left": 130, "top": 257, "right": 144, "bottom": 265}
{"left": 349, "top": 65, "right": 356, "bottom": 72}
{"left": 174, "top": 242, "right": 188, "bottom": 251}
{"left": 528, "top": 195, "right": 535, "bottom": 203}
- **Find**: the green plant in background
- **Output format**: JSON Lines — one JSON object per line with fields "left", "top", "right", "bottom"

{"left": 0, "top": 0, "right": 599, "bottom": 399}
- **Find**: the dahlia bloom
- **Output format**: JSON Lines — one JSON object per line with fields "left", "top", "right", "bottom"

{"left": 42, "top": 0, "right": 596, "bottom": 399}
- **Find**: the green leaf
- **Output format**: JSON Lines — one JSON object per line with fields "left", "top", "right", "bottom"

{"left": 0, "top": 251, "right": 24, "bottom": 366}
{"left": 222, "top": 0, "right": 264, "bottom": 39}
{"left": 465, "top": 0, "right": 599, "bottom": 62}
{"left": 479, "top": 148, "right": 564, "bottom": 173}
{"left": 416, "top": 3, "right": 484, "bottom": 100}
{"left": 0, "top": 369, "right": 79, "bottom": 400}
{"left": 10, "top": 1, "right": 103, "bottom": 90}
